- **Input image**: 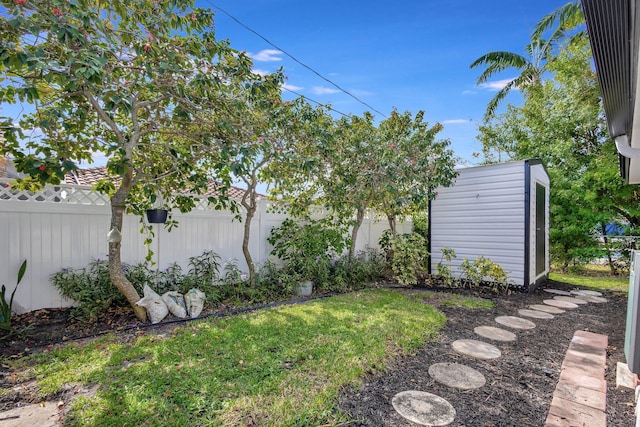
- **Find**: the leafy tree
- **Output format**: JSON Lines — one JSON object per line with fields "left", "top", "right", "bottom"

{"left": 478, "top": 38, "right": 640, "bottom": 271}
{"left": 0, "top": 0, "right": 272, "bottom": 320}
{"left": 375, "top": 110, "right": 456, "bottom": 237}
{"left": 225, "top": 89, "right": 331, "bottom": 285}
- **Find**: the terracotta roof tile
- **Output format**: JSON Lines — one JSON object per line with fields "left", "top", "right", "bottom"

{"left": 64, "top": 166, "right": 257, "bottom": 199}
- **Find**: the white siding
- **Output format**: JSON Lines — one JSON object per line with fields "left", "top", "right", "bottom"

{"left": 430, "top": 161, "right": 527, "bottom": 286}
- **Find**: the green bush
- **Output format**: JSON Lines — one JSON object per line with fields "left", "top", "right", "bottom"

{"left": 459, "top": 256, "right": 510, "bottom": 293}
{"left": 52, "top": 259, "right": 128, "bottom": 321}
{"left": 268, "top": 218, "right": 349, "bottom": 284}
{"left": 51, "top": 243, "right": 387, "bottom": 322}
{"left": 390, "top": 233, "right": 429, "bottom": 285}
{"left": 52, "top": 251, "right": 223, "bottom": 322}
{"left": 328, "top": 248, "right": 386, "bottom": 292}
{"left": 412, "top": 212, "right": 429, "bottom": 242}
{"left": 435, "top": 247, "right": 457, "bottom": 287}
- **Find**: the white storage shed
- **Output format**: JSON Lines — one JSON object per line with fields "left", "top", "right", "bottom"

{"left": 428, "top": 160, "right": 550, "bottom": 290}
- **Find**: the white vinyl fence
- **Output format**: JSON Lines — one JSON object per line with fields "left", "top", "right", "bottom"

{"left": 0, "top": 179, "right": 410, "bottom": 313}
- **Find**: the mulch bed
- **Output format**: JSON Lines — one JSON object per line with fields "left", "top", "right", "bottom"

{"left": 339, "top": 280, "right": 634, "bottom": 426}
{"left": 0, "top": 279, "right": 636, "bottom": 426}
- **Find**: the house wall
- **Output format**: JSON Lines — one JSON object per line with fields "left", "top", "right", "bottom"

{"left": 430, "top": 161, "right": 529, "bottom": 287}
{"left": 0, "top": 180, "right": 409, "bottom": 313}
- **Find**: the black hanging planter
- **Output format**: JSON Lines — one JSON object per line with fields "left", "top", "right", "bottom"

{"left": 146, "top": 209, "right": 168, "bottom": 224}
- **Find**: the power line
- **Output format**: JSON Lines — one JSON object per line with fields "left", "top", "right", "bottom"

{"left": 208, "top": 2, "right": 387, "bottom": 118}
{"left": 282, "top": 87, "right": 349, "bottom": 118}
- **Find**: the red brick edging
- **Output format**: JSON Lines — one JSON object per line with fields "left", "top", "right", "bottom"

{"left": 544, "top": 330, "right": 608, "bottom": 426}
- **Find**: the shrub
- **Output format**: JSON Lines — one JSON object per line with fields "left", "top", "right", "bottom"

{"left": 52, "top": 259, "right": 127, "bottom": 321}
{"left": 435, "top": 247, "right": 457, "bottom": 287}
{"left": 329, "top": 248, "right": 386, "bottom": 292}
{"left": 390, "top": 233, "right": 429, "bottom": 285}
{"left": 268, "top": 218, "right": 349, "bottom": 284}
{"left": 412, "top": 212, "right": 429, "bottom": 242}
{"left": 1, "top": 260, "right": 27, "bottom": 331}
{"left": 459, "top": 256, "right": 510, "bottom": 293}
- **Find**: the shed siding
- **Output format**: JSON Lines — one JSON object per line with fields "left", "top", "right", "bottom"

{"left": 431, "top": 162, "right": 526, "bottom": 286}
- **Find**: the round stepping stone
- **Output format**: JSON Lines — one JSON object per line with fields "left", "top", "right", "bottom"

{"left": 495, "top": 316, "right": 536, "bottom": 330}
{"left": 428, "top": 362, "right": 486, "bottom": 390}
{"left": 543, "top": 289, "right": 572, "bottom": 296}
{"left": 474, "top": 325, "right": 517, "bottom": 342}
{"left": 571, "top": 289, "right": 603, "bottom": 297}
{"left": 553, "top": 295, "right": 588, "bottom": 305}
{"left": 543, "top": 299, "right": 578, "bottom": 309}
{"left": 529, "top": 304, "right": 565, "bottom": 314}
{"left": 575, "top": 295, "right": 608, "bottom": 303}
{"left": 392, "top": 390, "right": 456, "bottom": 426}
{"left": 452, "top": 339, "right": 501, "bottom": 359}
{"left": 518, "top": 309, "right": 554, "bottom": 319}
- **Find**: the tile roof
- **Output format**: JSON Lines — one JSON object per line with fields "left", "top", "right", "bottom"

{"left": 64, "top": 166, "right": 257, "bottom": 199}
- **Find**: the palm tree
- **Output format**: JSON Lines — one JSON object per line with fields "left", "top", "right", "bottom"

{"left": 532, "top": 1, "right": 585, "bottom": 51}
{"left": 471, "top": 1, "right": 586, "bottom": 121}
{"left": 470, "top": 39, "right": 550, "bottom": 121}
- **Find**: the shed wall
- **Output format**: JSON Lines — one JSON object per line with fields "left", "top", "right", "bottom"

{"left": 430, "top": 162, "right": 527, "bottom": 286}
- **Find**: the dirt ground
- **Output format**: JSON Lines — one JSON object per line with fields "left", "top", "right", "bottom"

{"left": 0, "top": 280, "right": 635, "bottom": 426}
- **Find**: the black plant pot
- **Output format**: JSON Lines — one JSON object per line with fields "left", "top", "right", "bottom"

{"left": 146, "top": 209, "right": 168, "bottom": 224}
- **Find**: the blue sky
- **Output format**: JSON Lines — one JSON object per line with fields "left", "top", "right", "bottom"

{"left": 1, "top": 1, "right": 571, "bottom": 167}
{"left": 204, "top": 0, "right": 571, "bottom": 165}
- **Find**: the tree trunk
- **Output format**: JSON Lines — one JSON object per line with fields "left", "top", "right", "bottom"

{"left": 108, "top": 174, "right": 147, "bottom": 321}
{"left": 242, "top": 200, "right": 256, "bottom": 286}
{"left": 387, "top": 213, "right": 397, "bottom": 238}
{"left": 349, "top": 207, "right": 366, "bottom": 258}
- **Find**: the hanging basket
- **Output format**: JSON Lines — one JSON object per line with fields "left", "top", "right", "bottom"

{"left": 146, "top": 209, "right": 168, "bottom": 224}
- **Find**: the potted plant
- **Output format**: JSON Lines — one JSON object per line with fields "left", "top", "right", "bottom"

{"left": 146, "top": 208, "right": 168, "bottom": 224}
{"left": 146, "top": 192, "right": 168, "bottom": 223}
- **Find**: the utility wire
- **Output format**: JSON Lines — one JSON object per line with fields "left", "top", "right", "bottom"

{"left": 208, "top": 2, "right": 387, "bottom": 118}
{"left": 282, "top": 87, "right": 349, "bottom": 118}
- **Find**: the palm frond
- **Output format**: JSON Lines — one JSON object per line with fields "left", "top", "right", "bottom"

{"left": 470, "top": 51, "right": 529, "bottom": 84}
{"left": 532, "top": 1, "right": 584, "bottom": 41}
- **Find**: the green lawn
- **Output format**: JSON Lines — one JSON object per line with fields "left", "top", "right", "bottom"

{"left": 12, "top": 289, "right": 446, "bottom": 427}
{"left": 550, "top": 264, "right": 629, "bottom": 293}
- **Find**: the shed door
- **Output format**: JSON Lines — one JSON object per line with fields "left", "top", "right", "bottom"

{"left": 535, "top": 183, "right": 546, "bottom": 276}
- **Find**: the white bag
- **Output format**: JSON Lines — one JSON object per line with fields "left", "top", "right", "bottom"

{"left": 161, "top": 291, "right": 187, "bottom": 318}
{"left": 184, "top": 288, "right": 205, "bottom": 318}
{"left": 136, "top": 284, "right": 168, "bottom": 324}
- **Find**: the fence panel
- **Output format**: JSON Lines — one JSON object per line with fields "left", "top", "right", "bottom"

{"left": 0, "top": 180, "right": 409, "bottom": 313}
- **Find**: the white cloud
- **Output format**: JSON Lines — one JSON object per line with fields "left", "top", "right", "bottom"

{"left": 442, "top": 119, "right": 471, "bottom": 124}
{"left": 252, "top": 68, "right": 269, "bottom": 76}
{"left": 478, "top": 78, "right": 516, "bottom": 91}
{"left": 282, "top": 83, "right": 303, "bottom": 91}
{"left": 311, "top": 86, "right": 340, "bottom": 95}
{"left": 462, "top": 89, "right": 477, "bottom": 95}
{"left": 249, "top": 49, "right": 283, "bottom": 62}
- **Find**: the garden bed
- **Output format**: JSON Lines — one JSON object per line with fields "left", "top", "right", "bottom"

{"left": 0, "top": 280, "right": 635, "bottom": 426}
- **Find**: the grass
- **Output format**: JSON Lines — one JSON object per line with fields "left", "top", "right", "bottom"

{"left": 418, "top": 292, "right": 495, "bottom": 309}
{"left": 10, "top": 289, "right": 446, "bottom": 427}
{"left": 550, "top": 264, "right": 629, "bottom": 293}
